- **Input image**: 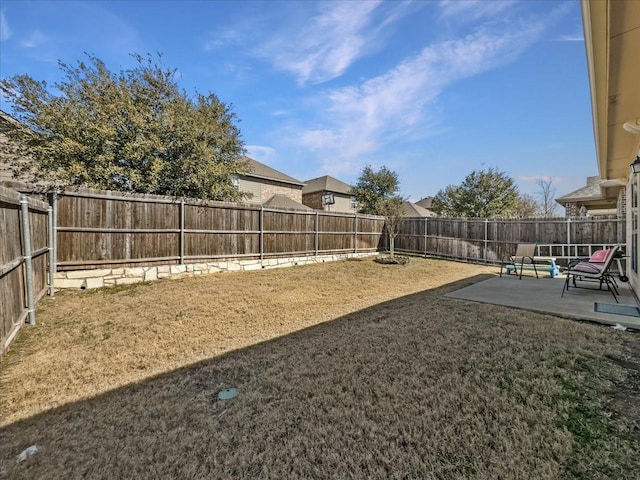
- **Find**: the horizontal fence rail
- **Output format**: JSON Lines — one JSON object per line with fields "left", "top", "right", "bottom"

{"left": 0, "top": 186, "right": 50, "bottom": 355}
{"left": 395, "top": 216, "right": 626, "bottom": 266}
{"left": 54, "top": 188, "right": 387, "bottom": 270}
{"left": 1, "top": 180, "right": 630, "bottom": 356}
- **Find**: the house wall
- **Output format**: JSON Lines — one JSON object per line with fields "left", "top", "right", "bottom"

{"left": 627, "top": 177, "right": 639, "bottom": 293}
{"left": 302, "top": 191, "right": 357, "bottom": 213}
{"left": 238, "top": 177, "right": 302, "bottom": 203}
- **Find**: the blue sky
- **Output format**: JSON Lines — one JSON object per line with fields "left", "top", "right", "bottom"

{"left": 0, "top": 0, "right": 596, "bottom": 201}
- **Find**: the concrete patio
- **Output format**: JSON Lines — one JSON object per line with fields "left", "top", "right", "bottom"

{"left": 447, "top": 272, "right": 640, "bottom": 330}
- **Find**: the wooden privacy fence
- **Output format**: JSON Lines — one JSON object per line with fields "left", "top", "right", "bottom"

{"left": 395, "top": 216, "right": 626, "bottom": 265}
{"left": 53, "top": 189, "right": 387, "bottom": 270}
{"left": 0, "top": 186, "right": 51, "bottom": 354}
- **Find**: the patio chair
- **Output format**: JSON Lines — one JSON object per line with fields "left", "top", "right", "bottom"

{"left": 561, "top": 246, "right": 620, "bottom": 303}
{"left": 499, "top": 243, "right": 538, "bottom": 280}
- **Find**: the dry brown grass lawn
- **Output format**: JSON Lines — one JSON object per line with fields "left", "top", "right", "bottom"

{"left": 0, "top": 257, "right": 638, "bottom": 479}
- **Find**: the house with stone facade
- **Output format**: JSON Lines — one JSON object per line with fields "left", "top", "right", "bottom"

{"left": 302, "top": 175, "right": 357, "bottom": 213}
{"left": 555, "top": 175, "right": 624, "bottom": 217}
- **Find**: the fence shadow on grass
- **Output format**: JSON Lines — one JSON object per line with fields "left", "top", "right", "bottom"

{"left": 1, "top": 272, "right": 636, "bottom": 479}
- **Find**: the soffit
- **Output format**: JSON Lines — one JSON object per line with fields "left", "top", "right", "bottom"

{"left": 584, "top": 0, "right": 640, "bottom": 184}
{"left": 606, "top": 17, "right": 640, "bottom": 180}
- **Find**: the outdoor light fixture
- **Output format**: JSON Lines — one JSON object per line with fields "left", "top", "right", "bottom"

{"left": 631, "top": 156, "right": 640, "bottom": 175}
{"left": 623, "top": 119, "right": 640, "bottom": 135}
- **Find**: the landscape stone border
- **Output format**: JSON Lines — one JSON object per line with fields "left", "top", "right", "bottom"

{"left": 53, "top": 252, "right": 379, "bottom": 290}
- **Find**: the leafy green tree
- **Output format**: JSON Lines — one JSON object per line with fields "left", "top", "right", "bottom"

{"left": 432, "top": 168, "right": 519, "bottom": 218}
{"left": 0, "top": 53, "right": 247, "bottom": 200}
{"left": 352, "top": 165, "right": 400, "bottom": 215}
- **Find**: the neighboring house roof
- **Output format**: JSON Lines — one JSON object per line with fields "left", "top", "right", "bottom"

{"left": 556, "top": 176, "right": 623, "bottom": 204}
{"left": 262, "top": 194, "right": 314, "bottom": 211}
{"left": 241, "top": 157, "right": 304, "bottom": 187}
{"left": 415, "top": 196, "right": 434, "bottom": 209}
{"left": 556, "top": 176, "right": 602, "bottom": 203}
{"left": 302, "top": 175, "right": 353, "bottom": 195}
{"left": 402, "top": 201, "right": 436, "bottom": 217}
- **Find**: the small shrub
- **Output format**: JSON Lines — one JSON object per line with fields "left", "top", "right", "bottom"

{"left": 374, "top": 255, "right": 409, "bottom": 265}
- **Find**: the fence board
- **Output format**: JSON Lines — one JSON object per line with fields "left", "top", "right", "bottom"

{"left": 1, "top": 185, "right": 49, "bottom": 354}
{"left": 53, "top": 189, "right": 386, "bottom": 268}
{"left": 397, "top": 216, "right": 626, "bottom": 264}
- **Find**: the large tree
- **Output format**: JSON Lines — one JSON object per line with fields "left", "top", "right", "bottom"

{"left": 432, "top": 168, "right": 519, "bottom": 218}
{"left": 0, "top": 53, "right": 247, "bottom": 200}
{"left": 514, "top": 193, "right": 541, "bottom": 218}
{"left": 536, "top": 177, "right": 559, "bottom": 217}
{"left": 352, "top": 165, "right": 400, "bottom": 215}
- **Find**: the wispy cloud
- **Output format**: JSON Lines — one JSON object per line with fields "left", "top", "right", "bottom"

{"left": 203, "top": 27, "right": 244, "bottom": 52}
{"left": 556, "top": 33, "right": 583, "bottom": 42}
{"left": 246, "top": 145, "right": 277, "bottom": 163}
{"left": 0, "top": 11, "right": 10, "bottom": 41}
{"left": 517, "top": 175, "right": 562, "bottom": 183}
{"left": 22, "top": 30, "right": 47, "bottom": 48}
{"left": 296, "top": 19, "right": 547, "bottom": 176}
{"left": 439, "top": 0, "right": 517, "bottom": 22}
{"left": 259, "top": 1, "right": 393, "bottom": 85}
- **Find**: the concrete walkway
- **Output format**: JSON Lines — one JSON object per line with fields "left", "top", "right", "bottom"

{"left": 446, "top": 273, "right": 640, "bottom": 330}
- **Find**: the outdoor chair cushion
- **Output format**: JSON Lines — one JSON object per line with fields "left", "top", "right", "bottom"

{"left": 589, "top": 249, "right": 609, "bottom": 263}
{"left": 570, "top": 261, "right": 606, "bottom": 274}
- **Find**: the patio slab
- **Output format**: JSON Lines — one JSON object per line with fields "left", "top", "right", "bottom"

{"left": 446, "top": 273, "right": 640, "bottom": 330}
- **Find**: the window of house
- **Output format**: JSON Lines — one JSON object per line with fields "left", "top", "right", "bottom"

{"left": 232, "top": 176, "right": 239, "bottom": 190}
{"left": 350, "top": 196, "right": 358, "bottom": 209}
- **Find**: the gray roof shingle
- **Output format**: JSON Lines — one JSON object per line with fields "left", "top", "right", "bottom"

{"left": 302, "top": 175, "right": 353, "bottom": 195}
{"left": 241, "top": 157, "right": 304, "bottom": 186}
{"left": 262, "top": 194, "right": 314, "bottom": 211}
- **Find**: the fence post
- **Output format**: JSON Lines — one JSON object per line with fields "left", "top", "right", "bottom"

{"left": 484, "top": 218, "right": 489, "bottom": 263}
{"left": 424, "top": 217, "right": 428, "bottom": 257}
{"left": 259, "top": 206, "right": 264, "bottom": 261}
{"left": 566, "top": 217, "right": 571, "bottom": 258}
{"left": 354, "top": 214, "right": 358, "bottom": 254}
{"left": 179, "top": 199, "right": 185, "bottom": 264}
{"left": 314, "top": 211, "right": 319, "bottom": 256}
{"left": 49, "top": 191, "right": 58, "bottom": 297}
{"left": 47, "top": 206, "right": 54, "bottom": 297}
{"left": 20, "top": 195, "right": 36, "bottom": 326}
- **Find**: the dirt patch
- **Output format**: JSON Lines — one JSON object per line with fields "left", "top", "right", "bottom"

{"left": 606, "top": 340, "right": 640, "bottom": 444}
{"left": 1, "top": 257, "right": 638, "bottom": 479}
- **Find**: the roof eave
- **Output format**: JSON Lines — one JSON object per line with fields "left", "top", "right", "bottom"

{"left": 581, "top": 0, "right": 609, "bottom": 179}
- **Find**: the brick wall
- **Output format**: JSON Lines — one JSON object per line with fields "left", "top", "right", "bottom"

{"left": 261, "top": 182, "right": 302, "bottom": 203}
{"left": 302, "top": 191, "right": 324, "bottom": 210}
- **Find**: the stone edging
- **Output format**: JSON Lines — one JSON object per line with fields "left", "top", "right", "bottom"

{"left": 53, "top": 252, "right": 378, "bottom": 290}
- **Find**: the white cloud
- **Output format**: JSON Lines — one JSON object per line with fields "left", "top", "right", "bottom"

{"left": 517, "top": 175, "right": 562, "bottom": 184}
{"left": 204, "top": 27, "right": 243, "bottom": 52}
{"left": 557, "top": 33, "right": 583, "bottom": 42}
{"left": 22, "top": 30, "right": 47, "bottom": 48}
{"left": 260, "top": 1, "right": 385, "bottom": 85}
{"left": 246, "top": 145, "right": 277, "bottom": 163}
{"left": 0, "top": 11, "right": 10, "bottom": 41}
{"left": 439, "top": 0, "right": 517, "bottom": 22}
{"left": 294, "top": 21, "right": 547, "bottom": 176}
